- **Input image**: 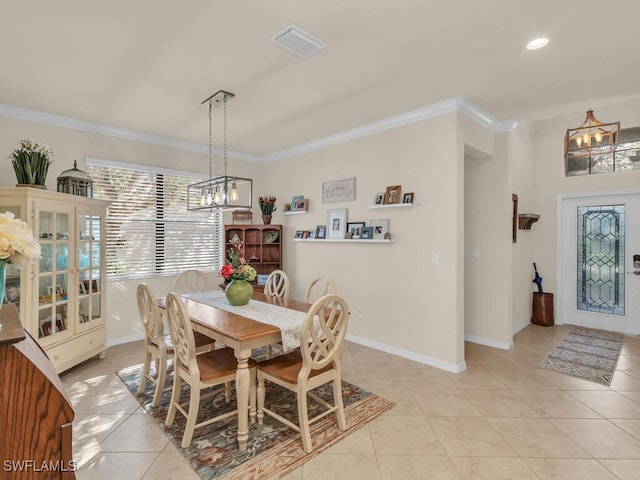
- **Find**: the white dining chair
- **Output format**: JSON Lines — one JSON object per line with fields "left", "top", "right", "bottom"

{"left": 304, "top": 277, "right": 337, "bottom": 304}
{"left": 263, "top": 270, "right": 290, "bottom": 299}
{"left": 136, "top": 283, "right": 216, "bottom": 407}
{"left": 164, "top": 292, "right": 257, "bottom": 448}
{"left": 256, "top": 294, "right": 350, "bottom": 453}
{"left": 172, "top": 269, "right": 211, "bottom": 294}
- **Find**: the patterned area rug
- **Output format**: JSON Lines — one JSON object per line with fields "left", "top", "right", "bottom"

{"left": 116, "top": 363, "right": 394, "bottom": 480}
{"left": 539, "top": 326, "right": 624, "bottom": 385}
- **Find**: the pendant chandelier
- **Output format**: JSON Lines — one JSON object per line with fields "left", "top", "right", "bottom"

{"left": 564, "top": 109, "right": 620, "bottom": 163}
{"left": 187, "top": 90, "right": 252, "bottom": 211}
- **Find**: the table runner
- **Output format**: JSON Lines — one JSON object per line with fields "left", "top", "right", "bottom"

{"left": 181, "top": 290, "right": 308, "bottom": 353}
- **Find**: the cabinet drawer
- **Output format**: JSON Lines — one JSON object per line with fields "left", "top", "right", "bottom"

{"left": 46, "top": 327, "right": 106, "bottom": 373}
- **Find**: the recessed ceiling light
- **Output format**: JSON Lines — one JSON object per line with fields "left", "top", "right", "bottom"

{"left": 526, "top": 37, "right": 549, "bottom": 50}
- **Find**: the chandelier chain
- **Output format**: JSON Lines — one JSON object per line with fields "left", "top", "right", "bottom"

{"left": 208, "top": 100, "right": 213, "bottom": 179}
{"left": 224, "top": 95, "right": 228, "bottom": 176}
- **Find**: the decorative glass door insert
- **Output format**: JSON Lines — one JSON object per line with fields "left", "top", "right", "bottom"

{"left": 576, "top": 205, "right": 625, "bottom": 316}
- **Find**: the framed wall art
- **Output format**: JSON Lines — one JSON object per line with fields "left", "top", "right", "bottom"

{"left": 403, "top": 192, "right": 414, "bottom": 204}
{"left": 327, "top": 208, "right": 347, "bottom": 239}
{"left": 346, "top": 221, "right": 366, "bottom": 239}
{"left": 293, "top": 198, "right": 308, "bottom": 211}
{"left": 374, "top": 192, "right": 384, "bottom": 205}
{"left": 315, "top": 225, "right": 327, "bottom": 239}
{"left": 360, "top": 226, "right": 374, "bottom": 239}
{"left": 322, "top": 177, "right": 355, "bottom": 203}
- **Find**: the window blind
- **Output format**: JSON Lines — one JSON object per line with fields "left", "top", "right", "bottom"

{"left": 86, "top": 160, "right": 223, "bottom": 279}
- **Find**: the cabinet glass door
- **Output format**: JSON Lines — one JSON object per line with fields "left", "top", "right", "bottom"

{"left": 37, "top": 210, "right": 71, "bottom": 340}
{"left": 1, "top": 206, "right": 23, "bottom": 310}
{"left": 78, "top": 213, "right": 102, "bottom": 329}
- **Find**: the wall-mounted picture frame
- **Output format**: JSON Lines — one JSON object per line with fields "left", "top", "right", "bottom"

{"left": 374, "top": 192, "right": 384, "bottom": 205}
{"left": 327, "top": 208, "right": 348, "bottom": 239}
{"left": 284, "top": 203, "right": 291, "bottom": 212}
{"left": 293, "top": 198, "right": 308, "bottom": 211}
{"left": 295, "top": 230, "right": 304, "bottom": 239}
{"left": 315, "top": 225, "right": 327, "bottom": 239}
{"left": 322, "top": 177, "right": 355, "bottom": 203}
{"left": 309, "top": 230, "right": 316, "bottom": 239}
{"left": 4, "top": 278, "right": 20, "bottom": 304}
{"left": 360, "top": 226, "right": 374, "bottom": 239}
{"left": 370, "top": 219, "right": 389, "bottom": 239}
{"left": 384, "top": 185, "right": 402, "bottom": 204}
{"left": 403, "top": 192, "right": 414, "bottom": 204}
{"left": 302, "top": 230, "right": 310, "bottom": 239}
{"left": 346, "top": 221, "right": 366, "bottom": 239}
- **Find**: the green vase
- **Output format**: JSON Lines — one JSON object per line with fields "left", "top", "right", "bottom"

{"left": 225, "top": 279, "right": 253, "bottom": 306}
{"left": 0, "top": 262, "right": 5, "bottom": 308}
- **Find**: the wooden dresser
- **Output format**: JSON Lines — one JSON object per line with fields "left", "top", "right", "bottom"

{"left": 0, "top": 304, "right": 76, "bottom": 479}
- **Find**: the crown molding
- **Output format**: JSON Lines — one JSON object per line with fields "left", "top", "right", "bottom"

{"left": 0, "top": 99, "right": 518, "bottom": 163}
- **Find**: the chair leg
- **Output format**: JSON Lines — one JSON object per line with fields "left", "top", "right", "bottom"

{"left": 181, "top": 385, "right": 200, "bottom": 448}
{"left": 137, "top": 348, "right": 152, "bottom": 395}
{"left": 333, "top": 376, "right": 346, "bottom": 431}
{"left": 249, "top": 367, "right": 257, "bottom": 424}
{"left": 256, "top": 373, "right": 265, "bottom": 425}
{"left": 224, "top": 381, "right": 231, "bottom": 403}
{"left": 165, "top": 373, "right": 181, "bottom": 426}
{"left": 152, "top": 351, "right": 167, "bottom": 407}
{"left": 297, "top": 387, "right": 313, "bottom": 453}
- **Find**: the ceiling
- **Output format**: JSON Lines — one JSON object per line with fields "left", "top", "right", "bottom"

{"left": 2, "top": 0, "right": 639, "bottom": 161}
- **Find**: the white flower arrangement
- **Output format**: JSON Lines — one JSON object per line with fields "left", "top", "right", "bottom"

{"left": 0, "top": 211, "right": 41, "bottom": 268}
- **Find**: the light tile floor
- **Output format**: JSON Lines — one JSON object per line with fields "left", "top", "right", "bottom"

{"left": 60, "top": 324, "right": 640, "bottom": 479}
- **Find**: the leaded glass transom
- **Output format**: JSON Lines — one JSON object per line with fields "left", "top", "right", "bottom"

{"left": 577, "top": 205, "right": 625, "bottom": 315}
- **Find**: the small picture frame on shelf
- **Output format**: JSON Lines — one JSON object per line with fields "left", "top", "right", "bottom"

{"left": 370, "top": 219, "right": 389, "bottom": 239}
{"left": 291, "top": 195, "right": 304, "bottom": 208}
{"left": 309, "top": 230, "right": 316, "bottom": 239}
{"left": 374, "top": 192, "right": 384, "bottom": 205}
{"left": 284, "top": 203, "right": 291, "bottom": 212}
{"left": 302, "top": 230, "right": 310, "bottom": 239}
{"left": 293, "top": 198, "right": 308, "bottom": 211}
{"left": 295, "top": 230, "right": 305, "bottom": 239}
{"left": 346, "top": 221, "right": 366, "bottom": 239}
{"left": 327, "top": 208, "right": 347, "bottom": 239}
{"left": 403, "top": 192, "right": 414, "bottom": 204}
{"left": 384, "top": 185, "right": 402, "bottom": 204}
{"left": 360, "top": 226, "right": 374, "bottom": 239}
{"left": 315, "top": 225, "right": 327, "bottom": 239}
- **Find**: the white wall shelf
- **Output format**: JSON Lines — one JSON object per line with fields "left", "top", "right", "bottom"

{"left": 369, "top": 203, "right": 415, "bottom": 209}
{"left": 282, "top": 210, "right": 307, "bottom": 215}
{"left": 293, "top": 238, "right": 393, "bottom": 244}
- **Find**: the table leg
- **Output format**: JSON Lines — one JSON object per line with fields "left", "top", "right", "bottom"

{"left": 235, "top": 349, "right": 252, "bottom": 452}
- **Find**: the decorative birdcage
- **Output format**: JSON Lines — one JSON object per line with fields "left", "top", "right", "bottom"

{"left": 56, "top": 160, "right": 93, "bottom": 197}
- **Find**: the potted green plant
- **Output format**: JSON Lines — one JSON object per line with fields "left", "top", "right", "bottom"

{"left": 9, "top": 138, "right": 54, "bottom": 188}
{"left": 258, "top": 196, "right": 277, "bottom": 224}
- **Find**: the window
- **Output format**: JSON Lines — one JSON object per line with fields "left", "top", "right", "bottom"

{"left": 567, "top": 127, "right": 640, "bottom": 176}
{"left": 86, "top": 159, "right": 223, "bottom": 279}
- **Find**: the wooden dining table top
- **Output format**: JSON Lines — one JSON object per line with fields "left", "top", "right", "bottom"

{"left": 160, "top": 290, "right": 312, "bottom": 343}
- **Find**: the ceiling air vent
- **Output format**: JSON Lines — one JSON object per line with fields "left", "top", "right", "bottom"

{"left": 272, "top": 24, "right": 326, "bottom": 57}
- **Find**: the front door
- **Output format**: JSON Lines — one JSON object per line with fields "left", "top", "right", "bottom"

{"left": 560, "top": 192, "right": 640, "bottom": 335}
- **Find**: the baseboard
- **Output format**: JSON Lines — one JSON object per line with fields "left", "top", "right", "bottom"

{"left": 513, "top": 320, "right": 530, "bottom": 335}
{"left": 345, "top": 334, "right": 466, "bottom": 373}
{"left": 107, "top": 332, "right": 145, "bottom": 348}
{"left": 464, "top": 334, "right": 513, "bottom": 350}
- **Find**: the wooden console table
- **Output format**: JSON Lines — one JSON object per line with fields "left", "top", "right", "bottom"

{"left": 0, "top": 304, "right": 76, "bottom": 479}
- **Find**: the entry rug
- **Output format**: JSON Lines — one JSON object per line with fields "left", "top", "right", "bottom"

{"left": 117, "top": 364, "right": 394, "bottom": 480}
{"left": 539, "top": 326, "right": 624, "bottom": 385}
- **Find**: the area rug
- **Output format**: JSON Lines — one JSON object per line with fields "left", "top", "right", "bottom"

{"left": 539, "top": 326, "right": 624, "bottom": 385}
{"left": 117, "top": 364, "right": 394, "bottom": 480}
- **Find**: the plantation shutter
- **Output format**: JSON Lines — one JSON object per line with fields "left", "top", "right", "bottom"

{"left": 85, "top": 158, "right": 223, "bottom": 279}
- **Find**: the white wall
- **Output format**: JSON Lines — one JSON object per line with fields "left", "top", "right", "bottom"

{"left": 531, "top": 99, "right": 640, "bottom": 325}
{"left": 262, "top": 113, "right": 468, "bottom": 371}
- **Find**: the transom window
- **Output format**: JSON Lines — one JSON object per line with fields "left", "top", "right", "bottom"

{"left": 567, "top": 127, "right": 640, "bottom": 176}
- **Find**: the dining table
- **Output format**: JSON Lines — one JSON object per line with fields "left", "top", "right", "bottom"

{"left": 161, "top": 289, "right": 311, "bottom": 452}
